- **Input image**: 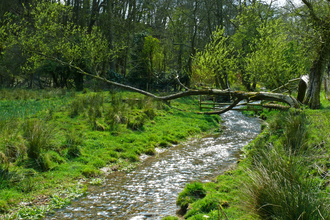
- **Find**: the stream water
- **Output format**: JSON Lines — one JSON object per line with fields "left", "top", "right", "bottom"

{"left": 47, "top": 110, "right": 261, "bottom": 220}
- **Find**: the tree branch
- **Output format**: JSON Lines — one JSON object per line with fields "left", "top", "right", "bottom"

{"left": 199, "top": 98, "right": 243, "bottom": 115}
{"left": 175, "top": 75, "right": 189, "bottom": 91}
{"left": 28, "top": 51, "right": 300, "bottom": 110}
{"left": 301, "top": 0, "right": 321, "bottom": 24}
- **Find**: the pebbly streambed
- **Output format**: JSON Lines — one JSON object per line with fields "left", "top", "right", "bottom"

{"left": 47, "top": 110, "right": 261, "bottom": 220}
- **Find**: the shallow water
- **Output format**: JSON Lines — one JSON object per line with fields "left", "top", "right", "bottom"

{"left": 47, "top": 110, "right": 261, "bottom": 220}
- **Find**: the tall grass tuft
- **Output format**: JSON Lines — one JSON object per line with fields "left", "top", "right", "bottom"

{"left": 0, "top": 119, "right": 25, "bottom": 163}
{"left": 243, "top": 110, "right": 330, "bottom": 219}
{"left": 64, "top": 130, "right": 83, "bottom": 159}
{"left": 69, "top": 93, "right": 104, "bottom": 118}
{"left": 22, "top": 119, "right": 56, "bottom": 169}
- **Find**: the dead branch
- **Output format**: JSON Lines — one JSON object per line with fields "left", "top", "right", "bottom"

{"left": 199, "top": 98, "right": 243, "bottom": 115}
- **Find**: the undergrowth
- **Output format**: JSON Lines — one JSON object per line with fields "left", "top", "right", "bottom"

{"left": 0, "top": 88, "right": 220, "bottom": 218}
{"left": 169, "top": 104, "right": 330, "bottom": 220}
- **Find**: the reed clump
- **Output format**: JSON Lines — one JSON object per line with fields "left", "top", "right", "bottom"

{"left": 243, "top": 109, "right": 330, "bottom": 220}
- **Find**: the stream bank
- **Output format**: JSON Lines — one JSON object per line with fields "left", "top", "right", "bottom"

{"left": 46, "top": 109, "right": 261, "bottom": 219}
{"left": 175, "top": 106, "right": 330, "bottom": 220}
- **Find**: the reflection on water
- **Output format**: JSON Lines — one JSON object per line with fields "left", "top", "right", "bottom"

{"left": 47, "top": 111, "right": 261, "bottom": 220}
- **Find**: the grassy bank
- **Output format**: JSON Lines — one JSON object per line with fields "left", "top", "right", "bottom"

{"left": 0, "top": 88, "right": 221, "bottom": 219}
{"left": 169, "top": 96, "right": 330, "bottom": 220}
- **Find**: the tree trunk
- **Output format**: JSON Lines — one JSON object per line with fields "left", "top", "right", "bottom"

{"left": 325, "top": 62, "right": 330, "bottom": 99}
{"left": 303, "top": 42, "right": 330, "bottom": 109}
{"left": 74, "top": 72, "right": 84, "bottom": 91}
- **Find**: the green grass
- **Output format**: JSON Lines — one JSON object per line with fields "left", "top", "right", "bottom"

{"left": 170, "top": 94, "right": 330, "bottom": 220}
{"left": 0, "top": 89, "right": 220, "bottom": 218}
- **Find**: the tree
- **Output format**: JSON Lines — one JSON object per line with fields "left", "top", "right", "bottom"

{"left": 245, "top": 19, "right": 308, "bottom": 90}
{"left": 1, "top": 2, "right": 112, "bottom": 90}
{"left": 231, "top": 1, "right": 278, "bottom": 91}
{"left": 298, "top": 0, "right": 330, "bottom": 109}
{"left": 193, "top": 28, "right": 235, "bottom": 89}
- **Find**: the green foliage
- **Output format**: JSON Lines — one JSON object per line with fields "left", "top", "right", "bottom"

{"left": 193, "top": 4, "right": 310, "bottom": 91}
{"left": 193, "top": 28, "right": 234, "bottom": 89}
{"left": 90, "top": 158, "right": 106, "bottom": 168}
{"left": 66, "top": 145, "right": 82, "bottom": 159}
{"left": 89, "top": 178, "right": 105, "bottom": 185}
{"left": 1, "top": 2, "right": 114, "bottom": 90}
{"left": 127, "top": 112, "right": 147, "bottom": 130}
{"left": 245, "top": 19, "right": 309, "bottom": 89}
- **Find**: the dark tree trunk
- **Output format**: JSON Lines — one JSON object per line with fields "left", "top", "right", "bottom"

{"left": 74, "top": 72, "right": 84, "bottom": 91}
{"left": 297, "top": 79, "right": 307, "bottom": 103}
{"left": 303, "top": 42, "right": 330, "bottom": 109}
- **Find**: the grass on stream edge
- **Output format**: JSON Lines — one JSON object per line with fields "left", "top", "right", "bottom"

{"left": 0, "top": 88, "right": 221, "bottom": 219}
{"left": 168, "top": 93, "right": 330, "bottom": 220}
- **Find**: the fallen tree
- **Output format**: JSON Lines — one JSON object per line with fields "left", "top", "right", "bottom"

{"left": 55, "top": 57, "right": 300, "bottom": 115}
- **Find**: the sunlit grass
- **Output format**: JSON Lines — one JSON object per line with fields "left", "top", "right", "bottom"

{"left": 0, "top": 89, "right": 221, "bottom": 218}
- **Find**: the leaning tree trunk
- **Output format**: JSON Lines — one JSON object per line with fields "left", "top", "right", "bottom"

{"left": 304, "top": 42, "right": 330, "bottom": 109}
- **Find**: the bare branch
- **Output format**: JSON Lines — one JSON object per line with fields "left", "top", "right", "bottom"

{"left": 175, "top": 75, "right": 189, "bottom": 91}
{"left": 200, "top": 98, "right": 243, "bottom": 115}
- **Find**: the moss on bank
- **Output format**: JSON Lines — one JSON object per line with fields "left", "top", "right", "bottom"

{"left": 171, "top": 96, "right": 330, "bottom": 220}
{"left": 0, "top": 88, "right": 220, "bottom": 219}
